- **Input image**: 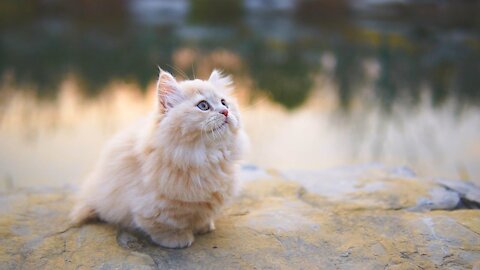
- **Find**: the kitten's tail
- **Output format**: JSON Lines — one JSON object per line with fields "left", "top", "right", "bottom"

{"left": 70, "top": 201, "right": 97, "bottom": 226}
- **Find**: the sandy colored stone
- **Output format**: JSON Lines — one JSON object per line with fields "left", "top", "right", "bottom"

{"left": 1, "top": 165, "right": 479, "bottom": 269}
{"left": 0, "top": 189, "right": 156, "bottom": 270}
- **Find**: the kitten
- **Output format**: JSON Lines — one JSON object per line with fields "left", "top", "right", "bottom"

{"left": 70, "top": 69, "right": 245, "bottom": 248}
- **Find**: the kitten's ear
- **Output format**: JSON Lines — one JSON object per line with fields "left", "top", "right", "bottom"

{"left": 157, "top": 68, "right": 183, "bottom": 112}
{"left": 209, "top": 69, "right": 233, "bottom": 93}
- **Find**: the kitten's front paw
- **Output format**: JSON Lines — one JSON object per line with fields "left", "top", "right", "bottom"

{"left": 195, "top": 220, "right": 216, "bottom": 235}
{"left": 151, "top": 230, "right": 194, "bottom": 249}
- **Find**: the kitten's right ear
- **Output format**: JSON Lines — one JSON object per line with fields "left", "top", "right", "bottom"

{"left": 157, "top": 68, "right": 183, "bottom": 112}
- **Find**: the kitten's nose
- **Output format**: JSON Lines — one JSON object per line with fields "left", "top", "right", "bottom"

{"left": 220, "top": 109, "right": 229, "bottom": 117}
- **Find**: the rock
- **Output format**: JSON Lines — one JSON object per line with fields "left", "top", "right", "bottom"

{"left": 409, "top": 187, "right": 460, "bottom": 212}
{"left": 437, "top": 179, "right": 480, "bottom": 209}
{"left": 1, "top": 165, "right": 479, "bottom": 269}
{"left": 281, "top": 164, "right": 466, "bottom": 211}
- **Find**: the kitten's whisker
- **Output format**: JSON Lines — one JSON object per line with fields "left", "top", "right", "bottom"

{"left": 211, "top": 127, "right": 217, "bottom": 141}
{"left": 214, "top": 126, "right": 221, "bottom": 141}
{"left": 211, "top": 126, "right": 217, "bottom": 141}
{"left": 205, "top": 119, "right": 219, "bottom": 127}
{"left": 198, "top": 172, "right": 206, "bottom": 191}
{"left": 201, "top": 121, "right": 215, "bottom": 142}
{"left": 201, "top": 122, "right": 211, "bottom": 141}
{"left": 205, "top": 116, "right": 224, "bottom": 125}
{"left": 166, "top": 64, "right": 190, "bottom": 81}
{"left": 201, "top": 122, "right": 207, "bottom": 138}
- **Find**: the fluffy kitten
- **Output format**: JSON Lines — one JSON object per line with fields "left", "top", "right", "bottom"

{"left": 70, "top": 69, "right": 245, "bottom": 248}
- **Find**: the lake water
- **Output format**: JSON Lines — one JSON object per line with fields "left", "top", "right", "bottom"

{"left": 1, "top": 1, "right": 480, "bottom": 190}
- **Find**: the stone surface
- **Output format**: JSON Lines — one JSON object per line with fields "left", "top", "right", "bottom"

{"left": 1, "top": 165, "right": 479, "bottom": 269}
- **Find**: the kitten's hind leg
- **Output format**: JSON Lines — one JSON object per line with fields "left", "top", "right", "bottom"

{"left": 70, "top": 201, "right": 97, "bottom": 226}
{"left": 194, "top": 220, "right": 215, "bottom": 235}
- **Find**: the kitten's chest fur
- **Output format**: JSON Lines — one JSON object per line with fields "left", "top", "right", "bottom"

{"left": 140, "top": 141, "right": 236, "bottom": 203}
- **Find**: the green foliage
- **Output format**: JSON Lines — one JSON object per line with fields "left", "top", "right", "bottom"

{"left": 248, "top": 44, "right": 313, "bottom": 109}
{"left": 189, "top": 0, "right": 244, "bottom": 24}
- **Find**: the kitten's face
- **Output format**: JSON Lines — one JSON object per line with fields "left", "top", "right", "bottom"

{"left": 157, "top": 70, "right": 241, "bottom": 143}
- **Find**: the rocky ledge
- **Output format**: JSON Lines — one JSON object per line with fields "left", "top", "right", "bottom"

{"left": 1, "top": 164, "right": 479, "bottom": 269}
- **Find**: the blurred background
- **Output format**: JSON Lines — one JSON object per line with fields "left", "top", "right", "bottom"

{"left": 0, "top": 0, "right": 479, "bottom": 191}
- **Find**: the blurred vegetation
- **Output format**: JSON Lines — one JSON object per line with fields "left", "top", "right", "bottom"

{"left": 295, "top": 0, "right": 351, "bottom": 22}
{"left": 1, "top": 0, "right": 480, "bottom": 110}
{"left": 189, "top": 0, "right": 244, "bottom": 24}
{"left": 248, "top": 43, "right": 314, "bottom": 109}
{"left": 0, "top": 0, "right": 129, "bottom": 26}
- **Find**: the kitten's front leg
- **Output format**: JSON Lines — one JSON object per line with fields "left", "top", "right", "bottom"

{"left": 151, "top": 229, "right": 194, "bottom": 249}
{"left": 194, "top": 220, "right": 216, "bottom": 235}
{"left": 135, "top": 216, "right": 194, "bottom": 249}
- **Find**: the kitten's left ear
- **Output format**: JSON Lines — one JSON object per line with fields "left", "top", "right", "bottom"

{"left": 209, "top": 69, "right": 233, "bottom": 93}
{"left": 157, "top": 68, "right": 183, "bottom": 112}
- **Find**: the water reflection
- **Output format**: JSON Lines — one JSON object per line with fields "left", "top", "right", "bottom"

{"left": 1, "top": 79, "right": 479, "bottom": 190}
{"left": 1, "top": 1, "right": 480, "bottom": 189}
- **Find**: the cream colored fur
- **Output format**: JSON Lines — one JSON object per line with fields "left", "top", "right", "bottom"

{"left": 70, "top": 69, "right": 245, "bottom": 248}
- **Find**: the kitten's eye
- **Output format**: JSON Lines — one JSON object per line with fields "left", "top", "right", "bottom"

{"left": 221, "top": 99, "right": 228, "bottom": 108}
{"left": 197, "top": 100, "right": 210, "bottom": 111}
